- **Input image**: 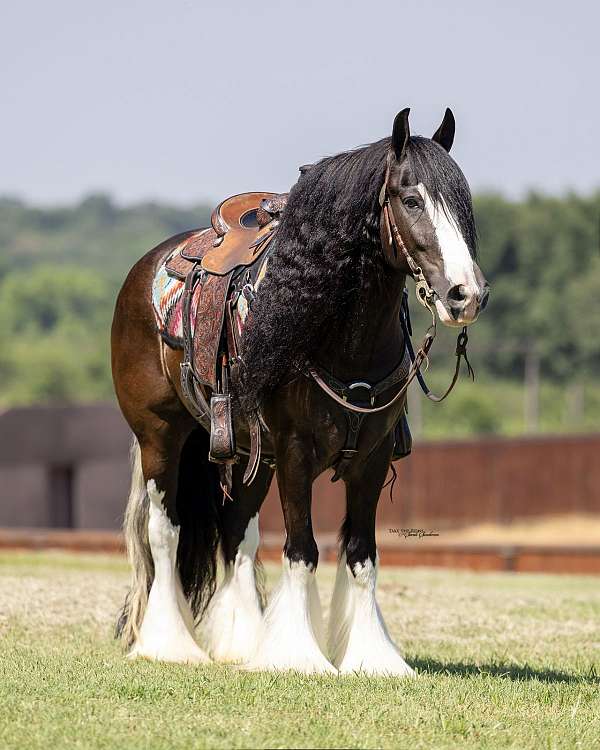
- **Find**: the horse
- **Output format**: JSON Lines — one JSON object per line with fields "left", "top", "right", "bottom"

{"left": 111, "top": 107, "right": 489, "bottom": 675}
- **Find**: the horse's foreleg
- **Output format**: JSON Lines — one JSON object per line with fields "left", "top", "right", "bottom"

{"left": 126, "top": 431, "right": 210, "bottom": 664}
{"left": 248, "top": 439, "right": 336, "bottom": 674}
{"left": 328, "top": 442, "right": 414, "bottom": 676}
{"left": 199, "top": 462, "right": 273, "bottom": 663}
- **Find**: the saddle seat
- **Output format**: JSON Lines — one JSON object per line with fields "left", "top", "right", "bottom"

{"left": 165, "top": 191, "right": 286, "bottom": 280}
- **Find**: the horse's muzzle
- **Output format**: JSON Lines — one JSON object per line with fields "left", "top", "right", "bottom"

{"left": 442, "top": 282, "right": 490, "bottom": 326}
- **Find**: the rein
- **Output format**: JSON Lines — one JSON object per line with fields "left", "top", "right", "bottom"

{"left": 308, "top": 154, "right": 475, "bottom": 415}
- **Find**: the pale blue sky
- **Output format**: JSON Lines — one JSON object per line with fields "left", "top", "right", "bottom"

{"left": 2, "top": 0, "right": 598, "bottom": 205}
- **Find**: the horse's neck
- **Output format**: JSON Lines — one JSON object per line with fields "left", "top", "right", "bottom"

{"left": 317, "top": 270, "right": 406, "bottom": 382}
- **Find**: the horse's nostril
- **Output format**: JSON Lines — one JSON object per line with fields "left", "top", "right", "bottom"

{"left": 447, "top": 284, "right": 467, "bottom": 304}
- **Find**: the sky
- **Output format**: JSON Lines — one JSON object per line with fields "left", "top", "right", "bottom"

{"left": 1, "top": 0, "right": 598, "bottom": 206}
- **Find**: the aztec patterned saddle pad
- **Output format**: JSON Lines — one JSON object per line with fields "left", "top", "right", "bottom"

{"left": 151, "top": 237, "right": 269, "bottom": 348}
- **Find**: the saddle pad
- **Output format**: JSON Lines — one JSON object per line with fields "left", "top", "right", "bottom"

{"left": 152, "top": 252, "right": 198, "bottom": 345}
{"left": 151, "top": 242, "right": 271, "bottom": 374}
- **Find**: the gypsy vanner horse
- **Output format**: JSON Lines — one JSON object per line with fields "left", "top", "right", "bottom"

{"left": 111, "top": 108, "right": 489, "bottom": 675}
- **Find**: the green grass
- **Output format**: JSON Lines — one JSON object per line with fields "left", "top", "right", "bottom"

{"left": 0, "top": 552, "right": 598, "bottom": 749}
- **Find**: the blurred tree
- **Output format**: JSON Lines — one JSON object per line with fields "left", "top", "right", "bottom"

{"left": 0, "top": 191, "right": 598, "bottom": 437}
{"left": 0, "top": 266, "right": 114, "bottom": 404}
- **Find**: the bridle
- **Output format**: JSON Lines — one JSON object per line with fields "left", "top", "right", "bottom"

{"left": 308, "top": 152, "right": 474, "bottom": 415}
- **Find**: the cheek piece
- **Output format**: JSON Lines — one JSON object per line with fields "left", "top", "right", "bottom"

{"left": 378, "top": 158, "right": 437, "bottom": 316}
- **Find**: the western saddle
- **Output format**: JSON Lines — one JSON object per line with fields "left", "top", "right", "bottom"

{"left": 165, "top": 191, "right": 288, "bottom": 484}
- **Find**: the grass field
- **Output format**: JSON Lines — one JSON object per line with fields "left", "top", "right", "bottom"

{"left": 0, "top": 552, "right": 598, "bottom": 749}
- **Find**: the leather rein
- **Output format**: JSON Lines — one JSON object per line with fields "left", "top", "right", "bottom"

{"left": 308, "top": 156, "right": 474, "bottom": 415}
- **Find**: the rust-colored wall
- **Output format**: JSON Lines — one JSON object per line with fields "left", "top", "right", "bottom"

{"left": 385, "top": 434, "right": 599, "bottom": 528}
{"left": 0, "top": 405, "right": 598, "bottom": 531}
{"left": 261, "top": 434, "right": 600, "bottom": 535}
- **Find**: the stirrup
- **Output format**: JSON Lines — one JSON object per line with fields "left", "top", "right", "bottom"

{"left": 209, "top": 358, "right": 236, "bottom": 464}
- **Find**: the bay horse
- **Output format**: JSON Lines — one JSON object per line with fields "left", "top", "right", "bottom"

{"left": 111, "top": 107, "right": 489, "bottom": 675}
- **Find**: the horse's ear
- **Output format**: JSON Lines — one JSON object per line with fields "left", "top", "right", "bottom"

{"left": 392, "top": 108, "right": 411, "bottom": 160}
{"left": 432, "top": 108, "right": 455, "bottom": 152}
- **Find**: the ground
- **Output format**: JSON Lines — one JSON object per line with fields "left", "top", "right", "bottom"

{"left": 0, "top": 552, "right": 598, "bottom": 749}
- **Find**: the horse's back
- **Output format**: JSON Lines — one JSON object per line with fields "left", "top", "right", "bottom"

{"left": 111, "top": 230, "right": 203, "bottom": 429}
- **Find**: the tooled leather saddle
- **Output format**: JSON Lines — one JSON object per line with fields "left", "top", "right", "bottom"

{"left": 164, "top": 191, "right": 287, "bottom": 483}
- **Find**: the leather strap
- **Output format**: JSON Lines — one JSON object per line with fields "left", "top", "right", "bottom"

{"left": 179, "top": 265, "right": 212, "bottom": 429}
{"left": 308, "top": 340, "right": 430, "bottom": 415}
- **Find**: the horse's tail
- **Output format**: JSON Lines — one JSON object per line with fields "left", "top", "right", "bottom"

{"left": 116, "top": 430, "right": 222, "bottom": 648}
{"left": 116, "top": 438, "right": 152, "bottom": 647}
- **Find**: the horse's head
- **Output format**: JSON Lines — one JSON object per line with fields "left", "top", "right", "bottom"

{"left": 382, "top": 108, "right": 489, "bottom": 327}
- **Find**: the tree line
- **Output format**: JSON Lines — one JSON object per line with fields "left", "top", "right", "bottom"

{"left": 0, "top": 191, "right": 598, "bottom": 435}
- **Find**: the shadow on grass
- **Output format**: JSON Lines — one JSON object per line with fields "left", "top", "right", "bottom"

{"left": 411, "top": 657, "right": 599, "bottom": 685}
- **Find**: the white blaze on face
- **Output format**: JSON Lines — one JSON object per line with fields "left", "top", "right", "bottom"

{"left": 417, "top": 184, "right": 479, "bottom": 320}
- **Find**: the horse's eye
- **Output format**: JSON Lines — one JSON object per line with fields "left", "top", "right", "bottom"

{"left": 403, "top": 197, "right": 419, "bottom": 209}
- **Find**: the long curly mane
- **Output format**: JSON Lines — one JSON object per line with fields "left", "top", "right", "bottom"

{"left": 237, "top": 135, "right": 475, "bottom": 415}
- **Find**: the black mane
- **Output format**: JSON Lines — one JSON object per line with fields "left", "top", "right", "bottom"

{"left": 237, "top": 136, "right": 476, "bottom": 415}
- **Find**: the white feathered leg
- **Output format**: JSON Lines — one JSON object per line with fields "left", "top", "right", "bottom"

{"left": 199, "top": 514, "right": 263, "bottom": 663}
{"left": 248, "top": 557, "right": 336, "bottom": 674}
{"left": 128, "top": 480, "right": 210, "bottom": 664}
{"left": 328, "top": 552, "right": 413, "bottom": 676}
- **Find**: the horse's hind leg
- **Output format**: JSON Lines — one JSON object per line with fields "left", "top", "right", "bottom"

{"left": 328, "top": 444, "right": 414, "bottom": 676}
{"left": 198, "top": 462, "right": 273, "bottom": 663}
{"left": 122, "top": 423, "right": 211, "bottom": 664}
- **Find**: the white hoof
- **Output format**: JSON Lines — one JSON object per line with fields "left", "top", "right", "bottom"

{"left": 199, "top": 516, "right": 263, "bottom": 664}
{"left": 199, "top": 573, "right": 263, "bottom": 664}
{"left": 338, "top": 650, "right": 415, "bottom": 677}
{"left": 128, "top": 480, "right": 211, "bottom": 665}
{"left": 248, "top": 650, "right": 338, "bottom": 675}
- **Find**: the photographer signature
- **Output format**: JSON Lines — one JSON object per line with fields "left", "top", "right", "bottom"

{"left": 389, "top": 528, "right": 440, "bottom": 539}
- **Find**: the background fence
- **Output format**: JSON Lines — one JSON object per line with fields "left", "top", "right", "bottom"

{"left": 1, "top": 404, "right": 598, "bottom": 534}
